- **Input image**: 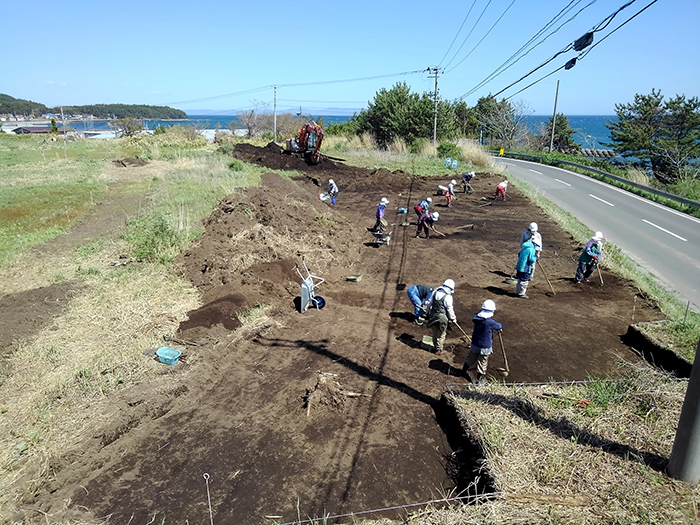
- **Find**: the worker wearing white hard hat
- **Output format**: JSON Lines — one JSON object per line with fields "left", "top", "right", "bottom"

{"left": 426, "top": 279, "right": 458, "bottom": 355}
{"left": 328, "top": 179, "right": 339, "bottom": 205}
{"left": 414, "top": 197, "right": 433, "bottom": 218}
{"left": 371, "top": 198, "right": 389, "bottom": 233}
{"left": 415, "top": 208, "right": 439, "bottom": 238}
{"left": 446, "top": 180, "right": 456, "bottom": 207}
{"left": 520, "top": 222, "right": 543, "bottom": 260}
{"left": 462, "top": 299, "right": 503, "bottom": 385}
{"left": 575, "top": 231, "right": 604, "bottom": 283}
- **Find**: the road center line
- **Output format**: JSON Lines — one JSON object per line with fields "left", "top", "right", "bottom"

{"left": 555, "top": 178, "right": 571, "bottom": 186}
{"left": 529, "top": 169, "right": 543, "bottom": 175}
{"left": 589, "top": 194, "right": 615, "bottom": 206}
{"left": 642, "top": 219, "right": 688, "bottom": 241}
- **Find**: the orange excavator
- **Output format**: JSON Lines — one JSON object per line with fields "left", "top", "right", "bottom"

{"left": 285, "top": 120, "right": 324, "bottom": 164}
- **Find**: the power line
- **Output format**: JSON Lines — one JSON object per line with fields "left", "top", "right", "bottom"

{"left": 481, "top": 0, "right": 648, "bottom": 99}
{"left": 442, "top": 0, "right": 495, "bottom": 71}
{"left": 501, "top": 0, "right": 659, "bottom": 100}
{"left": 445, "top": 0, "right": 519, "bottom": 73}
{"left": 163, "top": 70, "right": 425, "bottom": 107}
{"left": 459, "top": 0, "right": 598, "bottom": 99}
{"left": 437, "top": 0, "right": 480, "bottom": 67}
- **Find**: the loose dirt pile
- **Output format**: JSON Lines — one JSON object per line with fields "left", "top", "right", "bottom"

{"left": 21, "top": 143, "right": 660, "bottom": 524}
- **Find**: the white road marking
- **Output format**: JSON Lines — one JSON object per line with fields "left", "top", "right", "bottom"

{"left": 555, "top": 178, "right": 571, "bottom": 186}
{"left": 529, "top": 169, "right": 543, "bottom": 175}
{"left": 642, "top": 219, "right": 688, "bottom": 241}
{"left": 589, "top": 194, "right": 615, "bottom": 206}
{"left": 507, "top": 158, "right": 700, "bottom": 226}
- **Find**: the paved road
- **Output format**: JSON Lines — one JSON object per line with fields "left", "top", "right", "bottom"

{"left": 498, "top": 157, "right": 700, "bottom": 312}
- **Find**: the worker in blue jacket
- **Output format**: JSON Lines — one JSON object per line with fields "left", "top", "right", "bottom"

{"left": 515, "top": 239, "right": 538, "bottom": 298}
{"left": 371, "top": 197, "right": 389, "bottom": 232}
{"left": 575, "top": 231, "right": 604, "bottom": 283}
{"left": 462, "top": 299, "right": 502, "bottom": 384}
{"left": 406, "top": 284, "right": 434, "bottom": 325}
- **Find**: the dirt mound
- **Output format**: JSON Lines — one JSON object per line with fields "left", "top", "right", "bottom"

{"left": 229, "top": 142, "right": 414, "bottom": 193}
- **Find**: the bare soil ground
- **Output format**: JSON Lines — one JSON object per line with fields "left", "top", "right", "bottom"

{"left": 7, "top": 144, "right": 660, "bottom": 524}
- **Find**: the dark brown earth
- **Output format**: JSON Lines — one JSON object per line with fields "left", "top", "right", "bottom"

{"left": 15, "top": 144, "right": 660, "bottom": 524}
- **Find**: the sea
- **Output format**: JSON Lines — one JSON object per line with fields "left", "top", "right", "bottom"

{"left": 62, "top": 114, "right": 618, "bottom": 149}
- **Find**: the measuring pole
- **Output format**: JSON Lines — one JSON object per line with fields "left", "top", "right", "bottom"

{"left": 549, "top": 80, "right": 559, "bottom": 153}
{"left": 273, "top": 85, "right": 277, "bottom": 141}
{"left": 428, "top": 67, "right": 439, "bottom": 146}
{"left": 668, "top": 338, "right": 700, "bottom": 483}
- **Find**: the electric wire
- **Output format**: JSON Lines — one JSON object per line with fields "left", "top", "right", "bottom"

{"left": 579, "top": 0, "right": 659, "bottom": 59}
{"left": 445, "top": 0, "right": 519, "bottom": 74}
{"left": 441, "top": 0, "right": 495, "bottom": 71}
{"left": 502, "top": 0, "right": 658, "bottom": 99}
{"left": 482, "top": 0, "right": 652, "bottom": 99}
{"left": 437, "top": 0, "right": 480, "bottom": 67}
{"left": 460, "top": 0, "right": 596, "bottom": 99}
{"left": 163, "top": 70, "right": 425, "bottom": 107}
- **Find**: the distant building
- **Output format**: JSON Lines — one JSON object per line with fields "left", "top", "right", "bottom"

{"left": 12, "top": 126, "right": 54, "bottom": 135}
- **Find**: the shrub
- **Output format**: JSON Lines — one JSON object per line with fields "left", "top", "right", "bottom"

{"left": 437, "top": 141, "right": 462, "bottom": 160}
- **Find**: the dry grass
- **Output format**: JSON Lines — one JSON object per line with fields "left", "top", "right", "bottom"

{"left": 0, "top": 242, "right": 201, "bottom": 514}
{"left": 456, "top": 139, "right": 497, "bottom": 171}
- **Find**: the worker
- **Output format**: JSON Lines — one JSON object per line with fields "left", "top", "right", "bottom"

{"left": 371, "top": 197, "right": 389, "bottom": 232}
{"left": 575, "top": 231, "right": 604, "bottom": 283}
{"left": 495, "top": 180, "right": 508, "bottom": 201}
{"left": 462, "top": 299, "right": 502, "bottom": 385}
{"left": 461, "top": 171, "right": 475, "bottom": 194}
{"left": 328, "top": 179, "right": 339, "bottom": 205}
{"left": 445, "top": 180, "right": 456, "bottom": 207}
{"left": 426, "top": 279, "right": 457, "bottom": 355}
{"left": 520, "top": 222, "right": 542, "bottom": 254}
{"left": 406, "top": 284, "right": 434, "bottom": 325}
{"left": 415, "top": 211, "right": 439, "bottom": 238}
{"left": 515, "top": 238, "right": 538, "bottom": 298}
{"left": 414, "top": 197, "right": 432, "bottom": 219}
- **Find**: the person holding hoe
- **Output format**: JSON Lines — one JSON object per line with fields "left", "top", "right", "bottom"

{"left": 426, "top": 279, "right": 458, "bottom": 355}
{"left": 415, "top": 211, "right": 439, "bottom": 239}
{"left": 575, "top": 231, "right": 604, "bottom": 283}
{"left": 495, "top": 180, "right": 508, "bottom": 201}
{"left": 461, "top": 171, "right": 475, "bottom": 194}
{"left": 462, "top": 299, "right": 502, "bottom": 385}
{"left": 520, "top": 222, "right": 542, "bottom": 276}
{"left": 371, "top": 197, "right": 389, "bottom": 232}
{"left": 445, "top": 180, "right": 456, "bottom": 207}
{"left": 515, "top": 237, "right": 538, "bottom": 298}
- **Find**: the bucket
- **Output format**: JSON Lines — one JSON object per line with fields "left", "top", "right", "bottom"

{"left": 156, "top": 346, "right": 182, "bottom": 365}
{"left": 421, "top": 335, "right": 434, "bottom": 351}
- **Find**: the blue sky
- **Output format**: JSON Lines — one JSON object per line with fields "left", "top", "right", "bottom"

{"left": 3, "top": 0, "right": 698, "bottom": 116}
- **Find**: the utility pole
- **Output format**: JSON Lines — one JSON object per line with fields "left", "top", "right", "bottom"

{"left": 428, "top": 67, "right": 440, "bottom": 146}
{"left": 61, "top": 106, "right": 67, "bottom": 159}
{"left": 549, "top": 80, "right": 560, "bottom": 153}
{"left": 668, "top": 338, "right": 700, "bottom": 483}
{"left": 273, "top": 85, "right": 277, "bottom": 141}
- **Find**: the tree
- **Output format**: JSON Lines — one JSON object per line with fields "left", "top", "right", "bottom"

{"left": 50, "top": 118, "right": 59, "bottom": 134}
{"left": 604, "top": 89, "right": 700, "bottom": 184}
{"left": 113, "top": 118, "right": 143, "bottom": 137}
{"left": 475, "top": 95, "right": 531, "bottom": 149}
{"left": 235, "top": 101, "right": 268, "bottom": 138}
{"left": 541, "top": 113, "right": 579, "bottom": 152}
{"left": 355, "top": 82, "right": 457, "bottom": 149}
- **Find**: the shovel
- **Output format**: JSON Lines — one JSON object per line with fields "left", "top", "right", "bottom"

{"left": 431, "top": 227, "right": 447, "bottom": 237}
{"left": 596, "top": 262, "right": 604, "bottom": 286}
{"left": 496, "top": 331, "right": 509, "bottom": 377}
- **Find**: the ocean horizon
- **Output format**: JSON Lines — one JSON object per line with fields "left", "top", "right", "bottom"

{"left": 33, "top": 113, "right": 618, "bottom": 149}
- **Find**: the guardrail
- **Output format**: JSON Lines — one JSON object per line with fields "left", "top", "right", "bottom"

{"left": 494, "top": 151, "right": 700, "bottom": 210}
